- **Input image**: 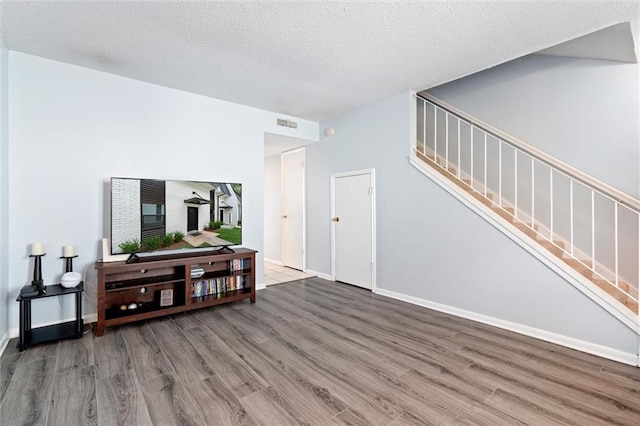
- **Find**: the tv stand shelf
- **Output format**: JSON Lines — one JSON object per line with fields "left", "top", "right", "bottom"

{"left": 95, "top": 248, "right": 256, "bottom": 336}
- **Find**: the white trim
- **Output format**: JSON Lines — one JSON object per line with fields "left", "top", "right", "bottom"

{"left": 9, "top": 313, "right": 98, "bottom": 339}
{"left": 330, "top": 169, "right": 377, "bottom": 292}
{"left": 410, "top": 155, "right": 639, "bottom": 332}
{"left": 375, "top": 287, "right": 639, "bottom": 367}
{"left": 305, "top": 269, "right": 332, "bottom": 281}
{"left": 280, "top": 147, "right": 306, "bottom": 271}
{"left": 256, "top": 282, "right": 267, "bottom": 290}
{"left": 100, "top": 238, "right": 129, "bottom": 262}
{"left": 264, "top": 258, "right": 284, "bottom": 266}
{"left": 0, "top": 332, "right": 9, "bottom": 357}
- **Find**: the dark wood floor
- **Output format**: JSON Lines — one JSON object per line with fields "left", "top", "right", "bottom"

{"left": 1, "top": 278, "right": 639, "bottom": 425}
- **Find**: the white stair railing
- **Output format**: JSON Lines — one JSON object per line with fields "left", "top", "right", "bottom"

{"left": 415, "top": 93, "right": 640, "bottom": 314}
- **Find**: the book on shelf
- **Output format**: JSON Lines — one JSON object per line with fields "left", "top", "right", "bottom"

{"left": 230, "top": 258, "right": 249, "bottom": 272}
{"left": 191, "top": 275, "right": 245, "bottom": 298}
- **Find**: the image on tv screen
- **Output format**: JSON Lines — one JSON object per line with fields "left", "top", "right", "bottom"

{"left": 111, "top": 178, "right": 242, "bottom": 254}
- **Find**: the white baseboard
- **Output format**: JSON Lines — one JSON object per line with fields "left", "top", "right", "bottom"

{"left": 264, "top": 258, "right": 283, "bottom": 266}
{"left": 0, "top": 332, "right": 9, "bottom": 357}
{"left": 305, "top": 269, "right": 332, "bottom": 281}
{"left": 9, "top": 313, "right": 98, "bottom": 339}
{"left": 256, "top": 283, "right": 267, "bottom": 290}
{"left": 375, "top": 287, "right": 639, "bottom": 367}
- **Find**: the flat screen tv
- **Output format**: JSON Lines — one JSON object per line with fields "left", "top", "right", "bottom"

{"left": 110, "top": 177, "right": 242, "bottom": 255}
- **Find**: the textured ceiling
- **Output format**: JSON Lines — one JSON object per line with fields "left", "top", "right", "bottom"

{"left": 2, "top": 1, "right": 638, "bottom": 121}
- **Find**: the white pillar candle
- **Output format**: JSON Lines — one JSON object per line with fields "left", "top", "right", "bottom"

{"left": 31, "top": 242, "right": 44, "bottom": 256}
{"left": 63, "top": 245, "right": 76, "bottom": 257}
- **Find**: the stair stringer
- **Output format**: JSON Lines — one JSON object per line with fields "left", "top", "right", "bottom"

{"left": 409, "top": 154, "right": 639, "bottom": 333}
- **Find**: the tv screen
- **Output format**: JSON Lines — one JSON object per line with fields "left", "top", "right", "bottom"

{"left": 111, "top": 178, "right": 242, "bottom": 255}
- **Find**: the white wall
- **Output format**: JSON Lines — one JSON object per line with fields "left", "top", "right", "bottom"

{"left": 110, "top": 178, "right": 140, "bottom": 253}
{"left": 264, "top": 153, "right": 281, "bottom": 262}
{"left": 7, "top": 52, "right": 318, "bottom": 331}
{"left": 429, "top": 54, "right": 640, "bottom": 198}
{"left": 306, "top": 90, "right": 639, "bottom": 357}
{"left": 0, "top": 30, "right": 9, "bottom": 348}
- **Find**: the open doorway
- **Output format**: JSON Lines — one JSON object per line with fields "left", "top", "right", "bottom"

{"left": 264, "top": 133, "right": 315, "bottom": 285}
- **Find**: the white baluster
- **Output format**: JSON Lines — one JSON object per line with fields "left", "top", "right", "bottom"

{"left": 445, "top": 112, "right": 449, "bottom": 172}
{"left": 570, "top": 180, "right": 574, "bottom": 256}
{"left": 484, "top": 133, "right": 488, "bottom": 197}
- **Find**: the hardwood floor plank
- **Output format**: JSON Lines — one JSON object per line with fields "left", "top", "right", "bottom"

{"left": 451, "top": 328, "right": 640, "bottom": 395}
{"left": 171, "top": 311, "right": 204, "bottom": 331}
{"left": 0, "top": 353, "right": 21, "bottom": 404}
{"left": 225, "top": 336, "right": 347, "bottom": 425}
{"left": 48, "top": 365, "right": 98, "bottom": 426}
{"left": 121, "top": 322, "right": 174, "bottom": 383}
{"left": 94, "top": 327, "right": 132, "bottom": 380}
{"left": 1, "top": 337, "right": 22, "bottom": 358}
{"left": 226, "top": 333, "right": 402, "bottom": 426}
{"left": 56, "top": 332, "right": 95, "bottom": 374}
{"left": 241, "top": 387, "right": 299, "bottom": 426}
{"left": 0, "top": 357, "right": 56, "bottom": 426}
{"left": 96, "top": 369, "right": 153, "bottom": 426}
{"left": 185, "top": 374, "right": 258, "bottom": 425}
{"left": 148, "top": 320, "right": 216, "bottom": 385}
{"left": 276, "top": 319, "right": 410, "bottom": 378}
{"left": 319, "top": 408, "right": 375, "bottom": 426}
{"left": 484, "top": 388, "right": 573, "bottom": 425}
{"left": 461, "top": 352, "right": 634, "bottom": 425}
{"left": 18, "top": 340, "right": 59, "bottom": 364}
{"left": 386, "top": 412, "right": 435, "bottom": 426}
{"left": 459, "top": 342, "right": 640, "bottom": 422}
{"left": 200, "top": 305, "right": 272, "bottom": 344}
{"left": 182, "top": 325, "right": 268, "bottom": 398}
{"left": 262, "top": 290, "right": 474, "bottom": 373}
{"left": 140, "top": 372, "right": 205, "bottom": 426}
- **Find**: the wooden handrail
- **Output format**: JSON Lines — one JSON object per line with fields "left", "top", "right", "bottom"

{"left": 418, "top": 91, "right": 640, "bottom": 213}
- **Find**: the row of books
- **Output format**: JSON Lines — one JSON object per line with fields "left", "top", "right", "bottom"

{"left": 191, "top": 275, "right": 245, "bottom": 298}
{"left": 230, "top": 258, "right": 249, "bottom": 271}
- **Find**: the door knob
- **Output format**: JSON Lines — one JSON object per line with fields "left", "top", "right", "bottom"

{"left": 332, "top": 217, "right": 340, "bottom": 222}
{"left": 282, "top": 215, "right": 288, "bottom": 219}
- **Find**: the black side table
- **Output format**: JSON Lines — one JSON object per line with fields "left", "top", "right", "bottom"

{"left": 16, "top": 282, "right": 84, "bottom": 351}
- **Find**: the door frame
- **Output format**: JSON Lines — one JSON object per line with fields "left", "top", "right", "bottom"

{"left": 330, "top": 168, "right": 376, "bottom": 291}
{"left": 281, "top": 147, "right": 306, "bottom": 271}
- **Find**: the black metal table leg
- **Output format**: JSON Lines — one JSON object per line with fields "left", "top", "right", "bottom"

{"left": 75, "top": 290, "right": 82, "bottom": 337}
{"left": 18, "top": 300, "right": 25, "bottom": 351}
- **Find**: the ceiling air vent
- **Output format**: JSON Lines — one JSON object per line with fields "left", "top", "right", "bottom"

{"left": 277, "top": 118, "right": 298, "bottom": 129}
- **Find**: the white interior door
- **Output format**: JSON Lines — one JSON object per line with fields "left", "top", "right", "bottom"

{"left": 281, "top": 148, "right": 305, "bottom": 270}
{"left": 332, "top": 170, "right": 375, "bottom": 290}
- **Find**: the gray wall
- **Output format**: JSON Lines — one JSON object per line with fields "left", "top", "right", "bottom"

{"left": 429, "top": 54, "right": 639, "bottom": 198}
{"left": 306, "top": 90, "right": 638, "bottom": 354}
{"left": 0, "top": 28, "right": 8, "bottom": 345}
{"left": 264, "top": 153, "right": 282, "bottom": 262}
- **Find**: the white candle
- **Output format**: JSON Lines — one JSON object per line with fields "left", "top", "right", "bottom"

{"left": 31, "top": 242, "right": 44, "bottom": 256}
{"left": 63, "top": 245, "right": 76, "bottom": 257}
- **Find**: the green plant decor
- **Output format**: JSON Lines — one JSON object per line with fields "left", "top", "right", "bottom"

{"left": 209, "top": 220, "right": 223, "bottom": 230}
{"left": 142, "top": 236, "right": 161, "bottom": 252}
{"left": 173, "top": 231, "right": 185, "bottom": 243}
{"left": 118, "top": 239, "right": 141, "bottom": 254}
{"left": 162, "top": 234, "right": 174, "bottom": 247}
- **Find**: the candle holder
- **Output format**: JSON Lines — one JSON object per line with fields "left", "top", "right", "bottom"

{"left": 29, "top": 253, "right": 46, "bottom": 294}
{"left": 60, "top": 255, "right": 78, "bottom": 273}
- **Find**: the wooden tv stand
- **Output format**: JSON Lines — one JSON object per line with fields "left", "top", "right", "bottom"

{"left": 95, "top": 248, "right": 256, "bottom": 336}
